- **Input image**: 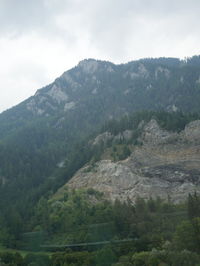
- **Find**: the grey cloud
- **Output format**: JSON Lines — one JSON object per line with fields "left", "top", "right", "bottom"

{"left": 1, "top": 0, "right": 200, "bottom": 49}
{"left": 0, "top": 0, "right": 74, "bottom": 37}
{"left": 0, "top": 0, "right": 200, "bottom": 112}
{"left": 0, "top": 0, "right": 47, "bottom": 35}
{"left": 77, "top": 0, "right": 200, "bottom": 60}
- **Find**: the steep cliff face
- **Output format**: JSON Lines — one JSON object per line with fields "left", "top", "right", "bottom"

{"left": 62, "top": 120, "right": 200, "bottom": 203}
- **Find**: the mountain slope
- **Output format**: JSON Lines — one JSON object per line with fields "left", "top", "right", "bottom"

{"left": 61, "top": 119, "right": 200, "bottom": 203}
{"left": 1, "top": 56, "right": 200, "bottom": 188}
{"left": 0, "top": 56, "right": 200, "bottom": 248}
{"left": 0, "top": 57, "right": 200, "bottom": 225}
{"left": 2, "top": 56, "right": 200, "bottom": 136}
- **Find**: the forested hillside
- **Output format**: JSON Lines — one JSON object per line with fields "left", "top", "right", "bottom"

{"left": 0, "top": 192, "right": 200, "bottom": 265}
{"left": 0, "top": 56, "right": 200, "bottom": 265}
{"left": 0, "top": 110, "right": 199, "bottom": 265}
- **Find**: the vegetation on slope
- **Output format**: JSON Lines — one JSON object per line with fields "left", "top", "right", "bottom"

{"left": 0, "top": 192, "right": 199, "bottom": 265}
{"left": 0, "top": 110, "right": 200, "bottom": 248}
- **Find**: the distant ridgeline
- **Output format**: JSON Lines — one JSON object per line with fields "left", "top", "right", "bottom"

{"left": 0, "top": 56, "right": 200, "bottom": 263}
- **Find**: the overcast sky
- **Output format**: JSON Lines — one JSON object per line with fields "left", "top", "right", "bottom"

{"left": 0, "top": 0, "right": 200, "bottom": 112}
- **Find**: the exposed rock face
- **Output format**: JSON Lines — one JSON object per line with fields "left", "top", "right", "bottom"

{"left": 47, "top": 85, "right": 68, "bottom": 103}
{"left": 78, "top": 59, "right": 99, "bottom": 74}
{"left": 66, "top": 145, "right": 200, "bottom": 203}
{"left": 0, "top": 176, "right": 7, "bottom": 186}
{"left": 92, "top": 132, "right": 113, "bottom": 146}
{"left": 155, "top": 66, "right": 170, "bottom": 79}
{"left": 64, "top": 101, "right": 76, "bottom": 111}
{"left": 141, "top": 119, "right": 178, "bottom": 145}
{"left": 183, "top": 120, "right": 200, "bottom": 143}
{"left": 63, "top": 120, "right": 200, "bottom": 203}
{"left": 26, "top": 84, "right": 69, "bottom": 115}
{"left": 115, "top": 130, "right": 133, "bottom": 142}
{"left": 92, "top": 130, "right": 133, "bottom": 146}
{"left": 138, "top": 63, "right": 149, "bottom": 78}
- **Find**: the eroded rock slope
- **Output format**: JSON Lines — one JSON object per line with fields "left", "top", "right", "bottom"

{"left": 62, "top": 120, "right": 200, "bottom": 203}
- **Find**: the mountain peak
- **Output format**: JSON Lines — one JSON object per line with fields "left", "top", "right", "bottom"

{"left": 78, "top": 58, "right": 100, "bottom": 74}
{"left": 77, "top": 58, "right": 115, "bottom": 74}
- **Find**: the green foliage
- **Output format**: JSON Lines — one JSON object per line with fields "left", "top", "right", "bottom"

{"left": 131, "top": 250, "right": 200, "bottom": 266}
{"left": 188, "top": 192, "right": 200, "bottom": 219}
{"left": 32, "top": 190, "right": 115, "bottom": 244}
{"left": 51, "top": 251, "right": 94, "bottom": 266}
{"left": 30, "top": 193, "right": 189, "bottom": 256}
{"left": 95, "top": 246, "right": 117, "bottom": 266}
{"left": 23, "top": 253, "right": 50, "bottom": 266}
{"left": 0, "top": 251, "right": 24, "bottom": 266}
{"left": 173, "top": 218, "right": 200, "bottom": 253}
{"left": 131, "top": 251, "right": 150, "bottom": 266}
{"left": 0, "top": 194, "right": 199, "bottom": 265}
{"left": 111, "top": 144, "right": 131, "bottom": 161}
{"left": 102, "top": 110, "right": 200, "bottom": 135}
{"left": 173, "top": 220, "right": 197, "bottom": 251}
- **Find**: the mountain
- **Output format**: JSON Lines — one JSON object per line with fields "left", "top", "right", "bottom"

{"left": 0, "top": 56, "right": 200, "bottom": 249}
{"left": 1, "top": 56, "right": 200, "bottom": 189}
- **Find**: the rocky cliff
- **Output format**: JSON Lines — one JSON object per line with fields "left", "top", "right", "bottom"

{"left": 59, "top": 119, "right": 200, "bottom": 203}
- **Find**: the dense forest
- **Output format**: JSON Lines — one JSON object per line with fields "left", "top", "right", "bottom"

{"left": 0, "top": 192, "right": 199, "bottom": 265}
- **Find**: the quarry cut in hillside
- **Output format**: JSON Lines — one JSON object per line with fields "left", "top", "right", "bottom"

{"left": 58, "top": 119, "right": 200, "bottom": 203}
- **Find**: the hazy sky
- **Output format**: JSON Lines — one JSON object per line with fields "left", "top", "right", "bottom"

{"left": 0, "top": 0, "right": 200, "bottom": 112}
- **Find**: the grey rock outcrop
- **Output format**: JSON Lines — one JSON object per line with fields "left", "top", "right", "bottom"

{"left": 92, "top": 132, "right": 113, "bottom": 146}
{"left": 66, "top": 143, "right": 200, "bottom": 203}
{"left": 62, "top": 120, "right": 200, "bottom": 203}
{"left": 141, "top": 119, "right": 178, "bottom": 145}
{"left": 92, "top": 130, "right": 133, "bottom": 146}
{"left": 114, "top": 130, "right": 133, "bottom": 142}
{"left": 183, "top": 120, "right": 200, "bottom": 143}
